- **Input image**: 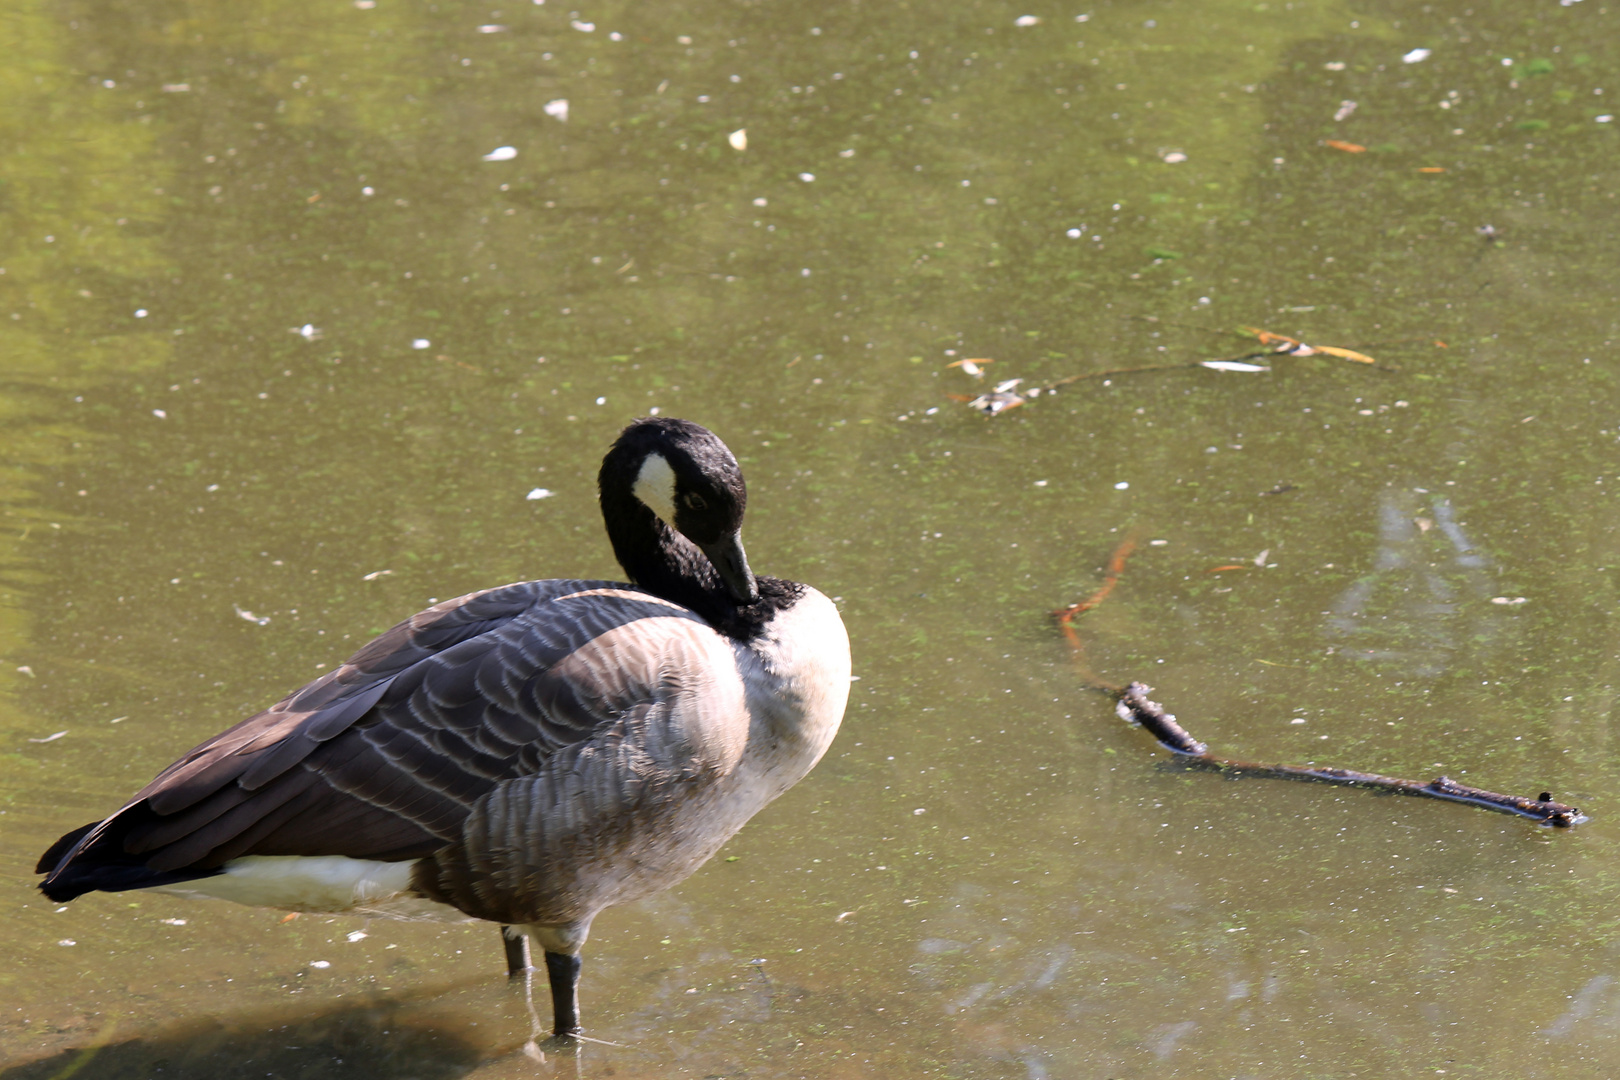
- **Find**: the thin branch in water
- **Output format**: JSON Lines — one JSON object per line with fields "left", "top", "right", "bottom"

{"left": 1053, "top": 531, "right": 1139, "bottom": 694}
{"left": 1041, "top": 363, "right": 1201, "bottom": 391}
{"left": 1054, "top": 545, "right": 1588, "bottom": 828}
{"left": 1114, "top": 683, "right": 1585, "bottom": 828}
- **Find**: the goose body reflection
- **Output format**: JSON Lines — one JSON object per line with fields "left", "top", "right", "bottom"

{"left": 37, "top": 417, "right": 851, "bottom": 1039}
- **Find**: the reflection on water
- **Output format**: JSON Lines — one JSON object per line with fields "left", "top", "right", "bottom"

{"left": 1544, "top": 974, "right": 1620, "bottom": 1041}
{"left": 1327, "top": 489, "right": 1495, "bottom": 676}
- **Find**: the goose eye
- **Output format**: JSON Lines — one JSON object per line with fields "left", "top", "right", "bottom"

{"left": 684, "top": 493, "right": 708, "bottom": 510}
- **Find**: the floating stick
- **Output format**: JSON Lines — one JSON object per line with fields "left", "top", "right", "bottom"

{"left": 1055, "top": 539, "right": 1587, "bottom": 828}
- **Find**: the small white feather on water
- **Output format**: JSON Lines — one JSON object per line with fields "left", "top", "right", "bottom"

{"left": 1200, "top": 360, "right": 1270, "bottom": 372}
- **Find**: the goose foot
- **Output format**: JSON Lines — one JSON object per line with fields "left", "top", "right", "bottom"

{"left": 501, "top": 925, "right": 532, "bottom": 975}
{"left": 544, "top": 949, "right": 584, "bottom": 1038}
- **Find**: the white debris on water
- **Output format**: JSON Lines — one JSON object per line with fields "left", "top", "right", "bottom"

{"left": 1402, "top": 48, "right": 1432, "bottom": 64}
{"left": 526, "top": 488, "right": 556, "bottom": 500}
{"left": 544, "top": 99, "right": 569, "bottom": 121}
{"left": 1201, "top": 360, "right": 1270, "bottom": 372}
{"left": 481, "top": 146, "right": 518, "bottom": 161}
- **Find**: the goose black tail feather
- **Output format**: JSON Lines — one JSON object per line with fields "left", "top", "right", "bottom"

{"left": 35, "top": 821, "right": 98, "bottom": 874}
{"left": 37, "top": 805, "right": 223, "bottom": 903}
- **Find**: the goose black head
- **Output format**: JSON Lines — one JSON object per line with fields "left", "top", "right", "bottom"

{"left": 599, "top": 418, "right": 759, "bottom": 606}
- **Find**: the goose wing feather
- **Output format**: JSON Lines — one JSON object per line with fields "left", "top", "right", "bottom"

{"left": 45, "top": 580, "right": 729, "bottom": 895}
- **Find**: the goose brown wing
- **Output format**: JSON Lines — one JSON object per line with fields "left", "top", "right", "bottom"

{"left": 40, "top": 581, "right": 717, "bottom": 898}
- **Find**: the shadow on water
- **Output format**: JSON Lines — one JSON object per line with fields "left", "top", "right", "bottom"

{"left": 0, "top": 999, "right": 488, "bottom": 1080}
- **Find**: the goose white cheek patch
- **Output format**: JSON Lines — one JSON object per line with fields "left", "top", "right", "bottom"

{"left": 633, "top": 452, "right": 678, "bottom": 524}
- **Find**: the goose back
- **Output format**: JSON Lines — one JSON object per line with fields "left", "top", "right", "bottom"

{"left": 40, "top": 579, "right": 765, "bottom": 919}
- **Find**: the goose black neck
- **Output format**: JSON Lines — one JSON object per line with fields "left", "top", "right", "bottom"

{"left": 598, "top": 488, "right": 802, "bottom": 639}
{"left": 599, "top": 483, "right": 738, "bottom": 628}
{"left": 597, "top": 418, "right": 805, "bottom": 639}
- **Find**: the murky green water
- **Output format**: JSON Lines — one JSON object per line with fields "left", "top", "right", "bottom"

{"left": 4, "top": 0, "right": 1620, "bottom": 1075}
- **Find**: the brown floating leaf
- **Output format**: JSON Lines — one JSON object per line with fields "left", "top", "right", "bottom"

{"left": 1313, "top": 345, "right": 1378, "bottom": 365}
{"left": 1242, "top": 329, "right": 1380, "bottom": 366}
{"left": 947, "top": 358, "right": 995, "bottom": 378}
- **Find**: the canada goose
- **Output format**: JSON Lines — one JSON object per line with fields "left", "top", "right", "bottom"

{"left": 36, "top": 417, "right": 851, "bottom": 1039}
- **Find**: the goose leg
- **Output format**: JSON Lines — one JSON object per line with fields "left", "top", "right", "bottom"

{"left": 544, "top": 950, "right": 584, "bottom": 1038}
{"left": 502, "top": 925, "right": 532, "bottom": 976}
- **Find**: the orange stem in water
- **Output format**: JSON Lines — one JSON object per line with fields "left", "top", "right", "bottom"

{"left": 1053, "top": 530, "right": 1140, "bottom": 691}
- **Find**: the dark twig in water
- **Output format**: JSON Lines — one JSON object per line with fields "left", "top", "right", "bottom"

{"left": 1113, "top": 683, "right": 1585, "bottom": 827}
{"left": 1041, "top": 363, "right": 1205, "bottom": 390}
{"left": 1055, "top": 546, "right": 1587, "bottom": 829}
